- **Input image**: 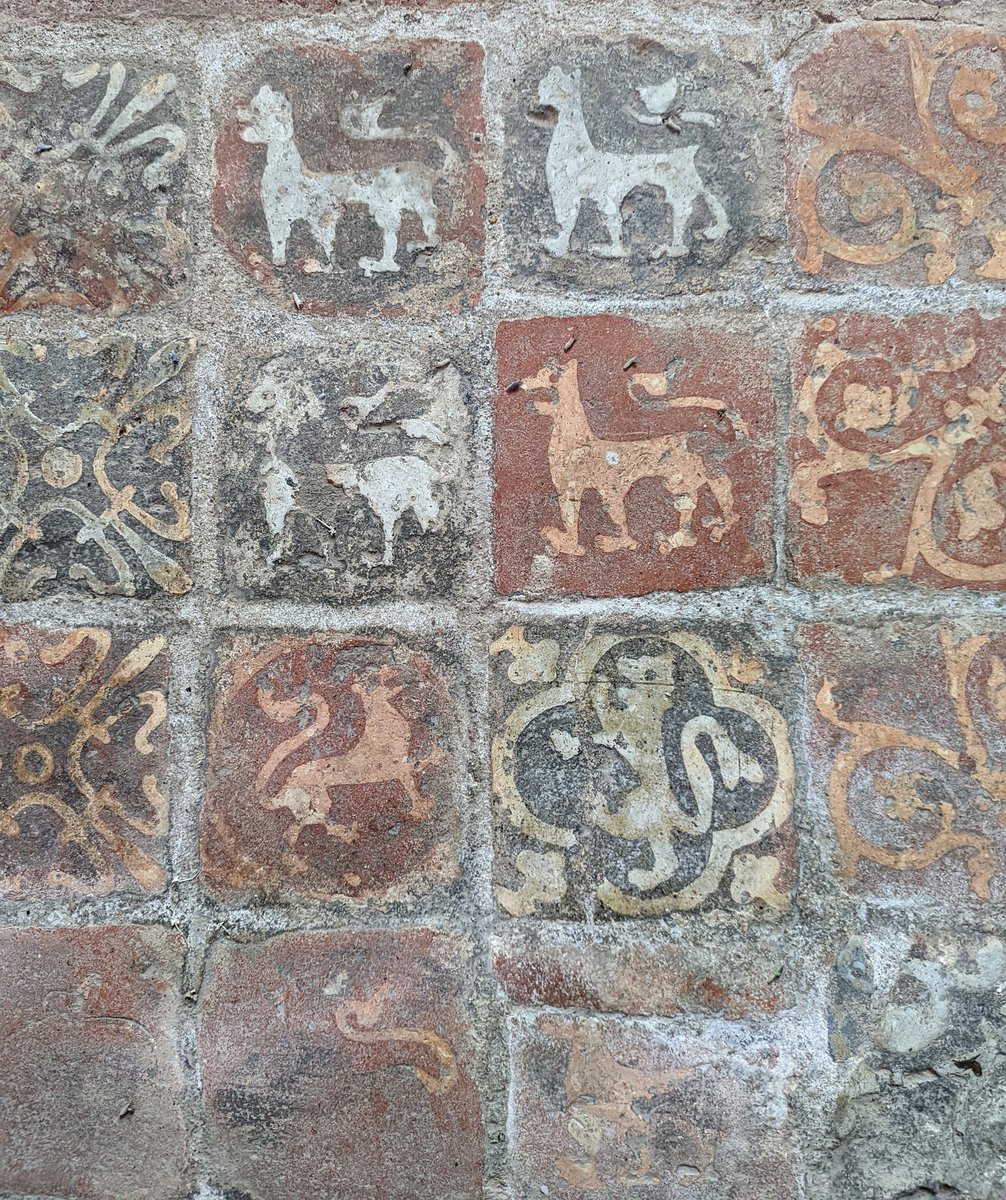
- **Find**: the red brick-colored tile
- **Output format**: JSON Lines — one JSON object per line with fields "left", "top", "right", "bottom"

{"left": 787, "top": 24, "right": 1006, "bottom": 286}
{"left": 201, "top": 632, "right": 461, "bottom": 903}
{"left": 511, "top": 1015, "right": 796, "bottom": 1197}
{"left": 0, "top": 61, "right": 189, "bottom": 313}
{"left": 789, "top": 311, "right": 1006, "bottom": 589}
{"left": 213, "top": 41, "right": 485, "bottom": 315}
{"left": 800, "top": 622, "right": 1006, "bottom": 906}
{"left": 494, "top": 929, "right": 790, "bottom": 1018}
{"left": 200, "top": 930, "right": 483, "bottom": 1200}
{"left": 0, "top": 925, "right": 187, "bottom": 1200}
{"left": 0, "top": 624, "right": 170, "bottom": 897}
{"left": 494, "top": 316, "right": 774, "bottom": 597}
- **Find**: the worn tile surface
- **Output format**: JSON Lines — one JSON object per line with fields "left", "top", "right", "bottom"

{"left": 494, "top": 316, "right": 774, "bottom": 597}
{"left": 0, "top": 925, "right": 187, "bottom": 1200}
{"left": 801, "top": 622, "right": 1006, "bottom": 907}
{"left": 201, "top": 632, "right": 462, "bottom": 903}
{"left": 789, "top": 312, "right": 1006, "bottom": 590}
{"left": 0, "top": 335, "right": 194, "bottom": 599}
{"left": 490, "top": 623, "right": 795, "bottom": 919}
{"left": 493, "top": 927, "right": 791, "bottom": 1018}
{"left": 214, "top": 41, "right": 485, "bottom": 314}
{"left": 510, "top": 1015, "right": 796, "bottom": 1198}
{"left": 221, "top": 338, "right": 473, "bottom": 601}
{"left": 788, "top": 24, "right": 1006, "bottom": 286}
{"left": 823, "top": 930, "right": 1006, "bottom": 1199}
{"left": 200, "top": 930, "right": 484, "bottom": 1200}
{"left": 501, "top": 38, "right": 774, "bottom": 297}
{"left": 0, "top": 623, "right": 170, "bottom": 897}
{"left": 0, "top": 60, "right": 189, "bottom": 313}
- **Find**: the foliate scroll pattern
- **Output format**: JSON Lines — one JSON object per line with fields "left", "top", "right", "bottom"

{"left": 0, "top": 336, "right": 193, "bottom": 598}
{"left": 819, "top": 627, "right": 1006, "bottom": 901}
{"left": 792, "top": 317, "right": 1006, "bottom": 586}
{"left": 793, "top": 26, "right": 1006, "bottom": 283}
{"left": 0, "top": 60, "right": 188, "bottom": 312}
{"left": 0, "top": 625, "right": 169, "bottom": 896}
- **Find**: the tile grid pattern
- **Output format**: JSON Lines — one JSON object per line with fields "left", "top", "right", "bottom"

{"left": 0, "top": 3, "right": 1005, "bottom": 1199}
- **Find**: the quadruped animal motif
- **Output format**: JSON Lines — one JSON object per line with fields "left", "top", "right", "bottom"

{"left": 255, "top": 664, "right": 446, "bottom": 848}
{"left": 237, "top": 84, "right": 458, "bottom": 276}
{"left": 492, "top": 628, "right": 794, "bottom": 917}
{"left": 533, "top": 66, "right": 729, "bottom": 260}
{"left": 556, "top": 1027, "right": 691, "bottom": 1188}
{"left": 518, "top": 358, "right": 744, "bottom": 556}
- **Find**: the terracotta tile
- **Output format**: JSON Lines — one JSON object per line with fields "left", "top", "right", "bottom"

{"left": 201, "top": 632, "right": 463, "bottom": 903}
{"left": 490, "top": 621, "right": 795, "bottom": 919}
{"left": 787, "top": 24, "right": 1006, "bottom": 286}
{"left": 0, "top": 60, "right": 189, "bottom": 312}
{"left": 220, "top": 336, "right": 474, "bottom": 601}
{"left": 0, "top": 925, "right": 187, "bottom": 1200}
{"left": 510, "top": 1015, "right": 796, "bottom": 1197}
{"left": 494, "top": 316, "right": 774, "bottom": 597}
{"left": 200, "top": 930, "right": 483, "bottom": 1199}
{"left": 800, "top": 622, "right": 1006, "bottom": 906}
{"left": 501, "top": 38, "right": 775, "bottom": 297}
{"left": 789, "top": 312, "right": 1006, "bottom": 589}
{"left": 0, "top": 335, "right": 194, "bottom": 600}
{"left": 213, "top": 41, "right": 485, "bottom": 315}
{"left": 493, "top": 928, "right": 791, "bottom": 1018}
{"left": 824, "top": 930, "right": 1006, "bottom": 1198}
{"left": 0, "top": 623, "right": 170, "bottom": 897}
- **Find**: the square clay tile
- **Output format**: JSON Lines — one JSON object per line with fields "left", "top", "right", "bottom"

{"left": 0, "top": 334, "right": 194, "bottom": 600}
{"left": 0, "top": 925, "right": 187, "bottom": 1200}
{"left": 800, "top": 622, "right": 1006, "bottom": 907}
{"left": 201, "top": 631, "right": 464, "bottom": 905}
{"left": 788, "top": 311, "right": 1006, "bottom": 590}
{"left": 501, "top": 38, "right": 777, "bottom": 298}
{"left": 489, "top": 621, "right": 796, "bottom": 920}
{"left": 510, "top": 1015, "right": 796, "bottom": 1198}
{"left": 213, "top": 41, "right": 485, "bottom": 315}
{"left": 0, "top": 59, "right": 189, "bottom": 313}
{"left": 220, "top": 335, "right": 475, "bottom": 601}
{"left": 200, "top": 930, "right": 484, "bottom": 1199}
{"left": 787, "top": 24, "right": 1006, "bottom": 286}
{"left": 494, "top": 315, "right": 775, "bottom": 597}
{"left": 0, "top": 623, "right": 171, "bottom": 897}
{"left": 824, "top": 930, "right": 1006, "bottom": 1198}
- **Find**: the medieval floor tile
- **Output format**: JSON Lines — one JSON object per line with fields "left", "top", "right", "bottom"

{"left": 493, "top": 926, "right": 792, "bottom": 1019}
{"left": 201, "top": 632, "right": 463, "bottom": 904}
{"left": 490, "top": 622, "right": 795, "bottom": 920}
{"left": 788, "top": 311, "right": 1006, "bottom": 590}
{"left": 792, "top": 312, "right": 1006, "bottom": 588}
{"left": 0, "top": 59, "right": 189, "bottom": 313}
{"left": 787, "top": 24, "right": 1006, "bottom": 287}
{"left": 510, "top": 1015, "right": 796, "bottom": 1198}
{"left": 0, "top": 925, "right": 187, "bottom": 1200}
{"left": 500, "top": 38, "right": 776, "bottom": 297}
{"left": 220, "top": 336, "right": 474, "bottom": 601}
{"left": 0, "top": 623, "right": 171, "bottom": 897}
{"left": 494, "top": 316, "right": 775, "bottom": 597}
{"left": 0, "top": 334, "right": 194, "bottom": 600}
{"left": 799, "top": 622, "right": 1006, "bottom": 907}
{"left": 823, "top": 929, "right": 1006, "bottom": 1198}
{"left": 213, "top": 41, "right": 485, "bottom": 315}
{"left": 200, "top": 930, "right": 484, "bottom": 1200}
